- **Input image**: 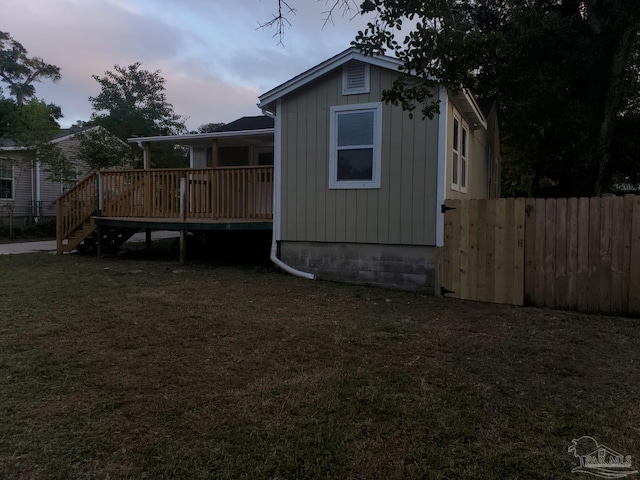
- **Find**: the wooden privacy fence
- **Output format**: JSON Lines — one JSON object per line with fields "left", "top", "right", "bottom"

{"left": 524, "top": 195, "right": 640, "bottom": 314}
{"left": 442, "top": 198, "right": 525, "bottom": 306}
{"left": 441, "top": 195, "right": 640, "bottom": 315}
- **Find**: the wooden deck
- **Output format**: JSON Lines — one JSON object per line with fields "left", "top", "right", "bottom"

{"left": 94, "top": 216, "right": 273, "bottom": 231}
{"left": 56, "top": 166, "right": 274, "bottom": 254}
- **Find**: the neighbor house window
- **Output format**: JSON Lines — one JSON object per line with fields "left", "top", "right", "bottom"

{"left": 0, "top": 159, "right": 13, "bottom": 199}
{"left": 62, "top": 166, "right": 79, "bottom": 193}
{"left": 329, "top": 102, "right": 382, "bottom": 189}
{"left": 451, "top": 116, "right": 469, "bottom": 193}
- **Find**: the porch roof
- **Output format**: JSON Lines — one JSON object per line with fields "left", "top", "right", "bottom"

{"left": 128, "top": 128, "right": 274, "bottom": 147}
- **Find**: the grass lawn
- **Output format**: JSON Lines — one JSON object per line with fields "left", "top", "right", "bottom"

{"left": 0, "top": 250, "right": 639, "bottom": 479}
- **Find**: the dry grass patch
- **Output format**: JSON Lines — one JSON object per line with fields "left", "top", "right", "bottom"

{"left": 0, "top": 252, "right": 639, "bottom": 479}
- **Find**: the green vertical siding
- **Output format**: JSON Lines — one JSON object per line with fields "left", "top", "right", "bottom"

{"left": 280, "top": 66, "right": 439, "bottom": 246}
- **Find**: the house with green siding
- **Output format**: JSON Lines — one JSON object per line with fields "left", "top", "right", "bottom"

{"left": 57, "top": 47, "right": 499, "bottom": 293}
{"left": 258, "top": 47, "right": 500, "bottom": 291}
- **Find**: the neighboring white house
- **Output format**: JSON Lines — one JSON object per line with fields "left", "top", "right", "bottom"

{"left": 0, "top": 127, "right": 113, "bottom": 220}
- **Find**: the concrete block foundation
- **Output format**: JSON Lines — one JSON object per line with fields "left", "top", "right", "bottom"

{"left": 279, "top": 241, "right": 439, "bottom": 293}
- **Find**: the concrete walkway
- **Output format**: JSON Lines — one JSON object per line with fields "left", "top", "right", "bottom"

{"left": 0, "top": 231, "right": 180, "bottom": 255}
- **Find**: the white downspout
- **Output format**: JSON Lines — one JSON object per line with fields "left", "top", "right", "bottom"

{"left": 30, "top": 162, "right": 35, "bottom": 218}
{"left": 35, "top": 160, "right": 42, "bottom": 221}
{"left": 263, "top": 102, "right": 315, "bottom": 280}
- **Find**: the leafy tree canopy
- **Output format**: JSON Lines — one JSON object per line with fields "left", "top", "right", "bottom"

{"left": 73, "top": 127, "right": 134, "bottom": 171}
{"left": 0, "top": 31, "right": 71, "bottom": 183}
{"left": 88, "top": 63, "right": 187, "bottom": 168}
{"left": 275, "top": 0, "right": 640, "bottom": 196}
{"left": 89, "top": 63, "right": 186, "bottom": 141}
{"left": 0, "top": 30, "right": 61, "bottom": 106}
{"left": 197, "top": 122, "right": 225, "bottom": 134}
{"left": 3, "top": 97, "right": 62, "bottom": 146}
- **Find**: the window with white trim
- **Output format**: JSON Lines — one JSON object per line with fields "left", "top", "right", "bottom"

{"left": 329, "top": 102, "right": 382, "bottom": 189}
{"left": 451, "top": 116, "right": 469, "bottom": 193}
{"left": 0, "top": 158, "right": 13, "bottom": 199}
{"left": 461, "top": 126, "right": 468, "bottom": 192}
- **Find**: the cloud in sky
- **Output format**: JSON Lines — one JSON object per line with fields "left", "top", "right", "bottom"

{"left": 1, "top": 0, "right": 374, "bottom": 131}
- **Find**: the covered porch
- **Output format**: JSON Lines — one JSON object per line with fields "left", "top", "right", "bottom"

{"left": 56, "top": 117, "right": 275, "bottom": 258}
{"left": 133, "top": 116, "right": 275, "bottom": 170}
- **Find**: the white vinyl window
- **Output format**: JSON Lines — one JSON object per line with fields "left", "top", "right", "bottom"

{"left": 461, "top": 126, "right": 468, "bottom": 193}
{"left": 329, "top": 102, "right": 382, "bottom": 189}
{"left": 0, "top": 159, "right": 13, "bottom": 199}
{"left": 451, "top": 116, "right": 469, "bottom": 193}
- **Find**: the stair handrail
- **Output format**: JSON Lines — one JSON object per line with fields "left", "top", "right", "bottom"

{"left": 55, "top": 171, "right": 99, "bottom": 252}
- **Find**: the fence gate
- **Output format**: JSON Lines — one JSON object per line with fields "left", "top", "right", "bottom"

{"left": 441, "top": 198, "right": 526, "bottom": 305}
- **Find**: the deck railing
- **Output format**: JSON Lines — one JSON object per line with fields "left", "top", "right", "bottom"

{"left": 99, "top": 166, "right": 274, "bottom": 220}
{"left": 55, "top": 171, "right": 98, "bottom": 242}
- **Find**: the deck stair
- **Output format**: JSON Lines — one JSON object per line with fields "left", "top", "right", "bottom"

{"left": 56, "top": 172, "right": 99, "bottom": 254}
{"left": 60, "top": 218, "right": 97, "bottom": 253}
{"left": 76, "top": 226, "right": 139, "bottom": 255}
{"left": 55, "top": 171, "right": 141, "bottom": 254}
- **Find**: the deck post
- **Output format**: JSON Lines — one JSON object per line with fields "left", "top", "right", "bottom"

{"left": 145, "top": 229, "right": 152, "bottom": 250}
{"left": 179, "top": 175, "right": 187, "bottom": 221}
{"left": 96, "top": 226, "right": 103, "bottom": 258}
{"left": 179, "top": 230, "right": 186, "bottom": 265}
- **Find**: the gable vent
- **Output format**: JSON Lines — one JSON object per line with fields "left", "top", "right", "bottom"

{"left": 342, "top": 62, "right": 370, "bottom": 95}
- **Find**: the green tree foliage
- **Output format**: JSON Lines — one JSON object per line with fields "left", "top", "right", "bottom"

{"left": 197, "top": 122, "right": 225, "bottom": 133}
{"left": 0, "top": 31, "right": 61, "bottom": 106}
{"left": 8, "top": 99, "right": 75, "bottom": 185}
{"left": 0, "top": 31, "right": 72, "bottom": 184}
{"left": 349, "top": 0, "right": 640, "bottom": 196}
{"left": 73, "top": 127, "right": 134, "bottom": 171}
{"left": 275, "top": 1, "right": 640, "bottom": 196}
{"left": 88, "top": 63, "right": 187, "bottom": 168}
{"left": 5, "top": 98, "right": 61, "bottom": 145}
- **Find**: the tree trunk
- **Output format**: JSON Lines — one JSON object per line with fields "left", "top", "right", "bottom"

{"left": 594, "top": 27, "right": 638, "bottom": 195}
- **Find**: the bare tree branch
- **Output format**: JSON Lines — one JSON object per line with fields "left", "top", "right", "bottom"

{"left": 258, "top": 1, "right": 361, "bottom": 44}
{"left": 320, "top": 0, "right": 360, "bottom": 29}
{"left": 257, "top": 0, "right": 297, "bottom": 46}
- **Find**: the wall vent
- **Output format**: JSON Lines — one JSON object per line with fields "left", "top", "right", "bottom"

{"left": 342, "top": 61, "right": 370, "bottom": 95}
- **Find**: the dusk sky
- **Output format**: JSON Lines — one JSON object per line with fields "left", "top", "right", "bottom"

{"left": 2, "top": 0, "right": 374, "bottom": 131}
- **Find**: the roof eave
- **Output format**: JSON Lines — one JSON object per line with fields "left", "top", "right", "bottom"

{"left": 257, "top": 47, "right": 403, "bottom": 108}
{"left": 453, "top": 89, "right": 488, "bottom": 130}
{"left": 128, "top": 128, "right": 275, "bottom": 144}
{"left": 0, "top": 146, "right": 27, "bottom": 151}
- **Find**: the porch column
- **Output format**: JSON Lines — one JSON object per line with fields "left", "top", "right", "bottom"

{"left": 143, "top": 143, "right": 152, "bottom": 169}
{"left": 211, "top": 140, "right": 218, "bottom": 167}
